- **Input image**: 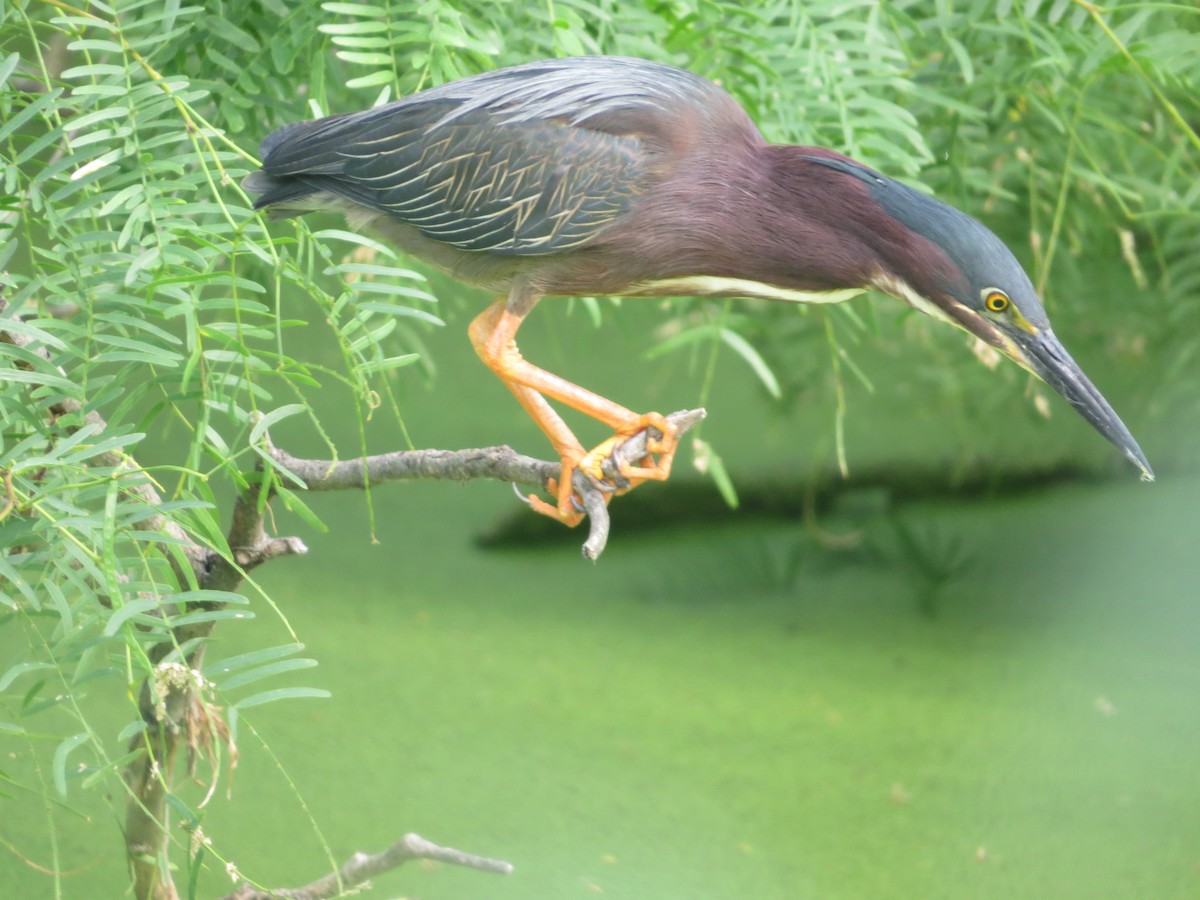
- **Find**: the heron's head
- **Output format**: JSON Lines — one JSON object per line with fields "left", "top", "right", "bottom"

{"left": 805, "top": 153, "right": 1152, "bottom": 480}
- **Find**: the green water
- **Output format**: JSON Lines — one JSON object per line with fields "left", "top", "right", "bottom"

{"left": 4, "top": 303, "right": 1198, "bottom": 899}
{"left": 216, "top": 476, "right": 1200, "bottom": 900}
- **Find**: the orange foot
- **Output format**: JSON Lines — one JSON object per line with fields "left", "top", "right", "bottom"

{"left": 526, "top": 414, "right": 680, "bottom": 527}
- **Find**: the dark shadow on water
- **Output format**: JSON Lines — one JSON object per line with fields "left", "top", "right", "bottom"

{"left": 476, "top": 459, "right": 1120, "bottom": 549}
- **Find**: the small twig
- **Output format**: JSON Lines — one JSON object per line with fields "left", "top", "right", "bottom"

{"left": 583, "top": 408, "right": 706, "bottom": 560}
{"left": 201, "top": 478, "right": 309, "bottom": 592}
{"left": 222, "top": 832, "right": 512, "bottom": 900}
{"left": 579, "top": 480, "right": 613, "bottom": 562}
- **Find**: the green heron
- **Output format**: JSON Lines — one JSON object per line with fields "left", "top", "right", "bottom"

{"left": 246, "top": 56, "right": 1152, "bottom": 525}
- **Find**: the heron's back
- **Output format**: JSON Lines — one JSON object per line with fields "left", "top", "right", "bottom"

{"left": 245, "top": 57, "right": 760, "bottom": 257}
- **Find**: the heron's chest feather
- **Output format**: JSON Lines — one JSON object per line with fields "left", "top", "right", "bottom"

{"left": 870, "top": 273, "right": 957, "bottom": 326}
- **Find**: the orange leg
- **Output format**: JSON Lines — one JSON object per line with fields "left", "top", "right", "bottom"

{"left": 500, "top": 380, "right": 596, "bottom": 527}
{"left": 469, "top": 299, "right": 679, "bottom": 522}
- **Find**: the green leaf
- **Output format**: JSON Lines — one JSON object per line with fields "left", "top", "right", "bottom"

{"left": 0, "top": 53, "right": 19, "bottom": 90}
{"left": 61, "top": 431, "right": 146, "bottom": 465}
{"left": 348, "top": 280, "right": 437, "bottom": 302}
{"left": 326, "top": 262, "right": 428, "bottom": 282}
{"left": 234, "top": 687, "right": 331, "bottom": 710}
{"left": 249, "top": 404, "right": 308, "bottom": 445}
{"left": 68, "top": 106, "right": 130, "bottom": 132}
{"left": 117, "top": 720, "right": 148, "bottom": 742}
{"left": 310, "top": 230, "right": 397, "bottom": 256}
{"left": 357, "top": 302, "right": 443, "bottom": 326}
{"left": 360, "top": 354, "right": 421, "bottom": 373}
{"left": 693, "top": 439, "right": 739, "bottom": 510}
{"left": 206, "top": 643, "right": 305, "bottom": 679}
{"left": 0, "top": 366, "right": 77, "bottom": 392}
{"left": 345, "top": 69, "right": 395, "bottom": 89}
{"left": 61, "top": 63, "right": 128, "bottom": 80}
{"left": 337, "top": 51, "right": 394, "bottom": 66}
{"left": 218, "top": 658, "right": 319, "bottom": 691}
{"left": 0, "top": 89, "right": 61, "bottom": 144}
{"left": 321, "top": 22, "right": 389, "bottom": 36}
{"left": 53, "top": 733, "right": 89, "bottom": 797}
{"left": 168, "top": 609, "right": 255, "bottom": 628}
{"left": 0, "top": 662, "right": 55, "bottom": 694}
{"left": 169, "top": 591, "right": 251, "bottom": 605}
{"left": 165, "top": 792, "right": 199, "bottom": 829}
{"left": 273, "top": 485, "right": 329, "bottom": 531}
{"left": 65, "top": 39, "right": 123, "bottom": 54}
{"left": 718, "top": 328, "right": 781, "bottom": 399}
{"left": 103, "top": 598, "right": 163, "bottom": 636}
{"left": 321, "top": 3, "right": 389, "bottom": 18}
{"left": 207, "top": 17, "right": 260, "bottom": 53}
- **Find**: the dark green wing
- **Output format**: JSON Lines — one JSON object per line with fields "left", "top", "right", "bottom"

{"left": 249, "top": 57, "right": 750, "bottom": 256}
{"left": 334, "top": 108, "right": 644, "bottom": 253}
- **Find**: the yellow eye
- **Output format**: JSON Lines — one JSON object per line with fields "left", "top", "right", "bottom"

{"left": 984, "top": 290, "right": 1010, "bottom": 313}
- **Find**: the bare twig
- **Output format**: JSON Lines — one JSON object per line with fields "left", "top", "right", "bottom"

{"left": 202, "top": 480, "right": 309, "bottom": 592}
{"left": 222, "top": 832, "right": 512, "bottom": 900}
{"left": 266, "top": 407, "right": 707, "bottom": 560}
{"left": 269, "top": 442, "right": 557, "bottom": 491}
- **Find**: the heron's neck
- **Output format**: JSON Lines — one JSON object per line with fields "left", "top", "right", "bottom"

{"left": 735, "top": 146, "right": 891, "bottom": 291}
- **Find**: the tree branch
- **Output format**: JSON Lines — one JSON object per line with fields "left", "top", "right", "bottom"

{"left": 266, "top": 406, "right": 706, "bottom": 560}
{"left": 221, "top": 832, "right": 512, "bottom": 900}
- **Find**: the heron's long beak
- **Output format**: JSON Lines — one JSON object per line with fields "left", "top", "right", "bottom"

{"left": 1011, "top": 329, "right": 1153, "bottom": 481}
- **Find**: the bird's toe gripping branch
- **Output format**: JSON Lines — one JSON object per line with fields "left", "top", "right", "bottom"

{"left": 579, "top": 411, "right": 678, "bottom": 489}
{"left": 470, "top": 300, "right": 695, "bottom": 527}
{"left": 527, "top": 411, "right": 689, "bottom": 528}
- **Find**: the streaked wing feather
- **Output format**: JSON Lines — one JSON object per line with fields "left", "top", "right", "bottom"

{"left": 253, "top": 57, "right": 744, "bottom": 256}
{"left": 281, "top": 111, "right": 643, "bottom": 254}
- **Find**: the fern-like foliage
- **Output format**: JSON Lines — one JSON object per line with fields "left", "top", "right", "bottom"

{"left": 1, "top": 0, "right": 1196, "bottom": 896}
